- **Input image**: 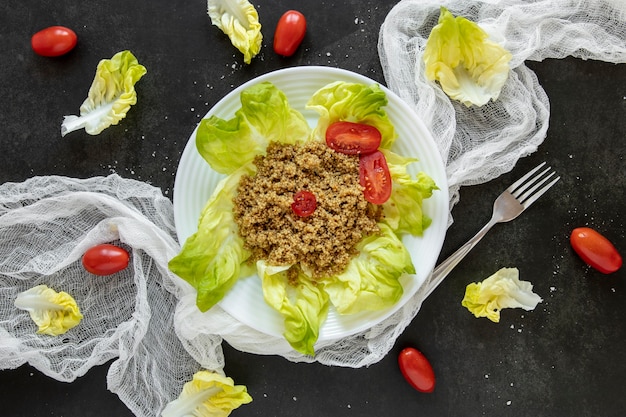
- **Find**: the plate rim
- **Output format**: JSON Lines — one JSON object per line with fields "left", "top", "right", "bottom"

{"left": 172, "top": 65, "right": 449, "bottom": 342}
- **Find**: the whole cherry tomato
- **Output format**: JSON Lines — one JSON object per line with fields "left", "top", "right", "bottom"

{"left": 359, "top": 150, "right": 392, "bottom": 204}
{"left": 325, "top": 121, "right": 382, "bottom": 155}
{"left": 398, "top": 347, "right": 436, "bottom": 393}
{"left": 291, "top": 190, "right": 317, "bottom": 217}
{"left": 31, "top": 26, "right": 77, "bottom": 57}
{"left": 82, "top": 244, "right": 130, "bottom": 276}
{"left": 570, "top": 227, "right": 622, "bottom": 274}
{"left": 273, "top": 10, "right": 306, "bottom": 57}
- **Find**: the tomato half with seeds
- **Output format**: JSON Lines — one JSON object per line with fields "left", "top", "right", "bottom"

{"left": 359, "top": 150, "right": 392, "bottom": 204}
{"left": 273, "top": 10, "right": 306, "bottom": 57}
{"left": 291, "top": 190, "right": 317, "bottom": 217}
{"left": 82, "top": 244, "right": 130, "bottom": 276}
{"left": 398, "top": 347, "right": 436, "bottom": 393}
{"left": 570, "top": 227, "right": 622, "bottom": 274}
{"left": 326, "top": 121, "right": 382, "bottom": 155}
{"left": 31, "top": 26, "right": 77, "bottom": 57}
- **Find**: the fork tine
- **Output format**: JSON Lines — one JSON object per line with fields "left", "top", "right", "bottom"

{"left": 507, "top": 162, "right": 546, "bottom": 194}
{"left": 521, "top": 174, "right": 560, "bottom": 208}
{"left": 507, "top": 162, "right": 560, "bottom": 206}
{"left": 517, "top": 170, "right": 556, "bottom": 202}
{"left": 511, "top": 166, "right": 553, "bottom": 198}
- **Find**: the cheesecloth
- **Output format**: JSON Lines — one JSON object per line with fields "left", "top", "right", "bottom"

{"left": 0, "top": 175, "right": 222, "bottom": 417}
{"left": 1, "top": 2, "right": 626, "bottom": 416}
{"left": 379, "top": 0, "right": 626, "bottom": 208}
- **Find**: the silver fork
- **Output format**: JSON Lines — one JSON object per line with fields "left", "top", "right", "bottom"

{"left": 423, "top": 162, "right": 560, "bottom": 298}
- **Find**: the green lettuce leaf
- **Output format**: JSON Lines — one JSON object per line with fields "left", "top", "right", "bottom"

{"left": 61, "top": 50, "right": 147, "bottom": 137}
{"left": 322, "top": 223, "right": 414, "bottom": 315}
{"left": 306, "top": 81, "right": 397, "bottom": 149}
{"left": 259, "top": 261, "right": 329, "bottom": 356}
{"left": 381, "top": 149, "right": 438, "bottom": 236}
{"left": 461, "top": 267, "right": 542, "bottom": 322}
{"left": 423, "top": 7, "right": 512, "bottom": 107}
{"left": 14, "top": 285, "right": 83, "bottom": 336}
{"left": 161, "top": 370, "right": 252, "bottom": 417}
{"left": 196, "top": 82, "right": 311, "bottom": 174}
{"left": 207, "top": 0, "right": 262, "bottom": 64}
{"left": 168, "top": 164, "right": 255, "bottom": 312}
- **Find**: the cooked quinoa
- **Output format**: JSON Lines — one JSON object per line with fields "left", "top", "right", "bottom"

{"left": 233, "top": 140, "right": 383, "bottom": 280}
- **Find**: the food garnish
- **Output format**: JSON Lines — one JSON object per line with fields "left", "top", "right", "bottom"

{"left": 207, "top": 0, "right": 262, "bottom": 64}
{"left": 291, "top": 190, "right": 317, "bottom": 217}
{"left": 325, "top": 121, "right": 382, "bottom": 155}
{"left": 61, "top": 50, "right": 147, "bottom": 137}
{"left": 423, "top": 7, "right": 512, "bottom": 107}
{"left": 169, "top": 81, "right": 437, "bottom": 355}
{"left": 14, "top": 285, "right": 83, "bottom": 336}
{"left": 273, "top": 10, "right": 307, "bottom": 57}
{"left": 461, "top": 267, "right": 542, "bottom": 323}
{"left": 570, "top": 227, "right": 622, "bottom": 274}
{"left": 359, "top": 150, "right": 392, "bottom": 204}
{"left": 161, "top": 370, "right": 252, "bottom": 417}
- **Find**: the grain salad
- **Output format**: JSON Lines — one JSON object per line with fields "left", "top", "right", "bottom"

{"left": 233, "top": 140, "right": 383, "bottom": 280}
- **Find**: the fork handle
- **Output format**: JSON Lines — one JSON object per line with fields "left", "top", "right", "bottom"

{"left": 423, "top": 219, "right": 497, "bottom": 298}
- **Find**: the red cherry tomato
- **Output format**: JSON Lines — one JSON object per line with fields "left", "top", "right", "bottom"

{"left": 82, "top": 244, "right": 130, "bottom": 276}
{"left": 31, "top": 26, "right": 77, "bottom": 57}
{"left": 291, "top": 190, "right": 317, "bottom": 217}
{"left": 359, "top": 150, "right": 392, "bottom": 204}
{"left": 570, "top": 227, "right": 622, "bottom": 274}
{"left": 325, "top": 121, "right": 382, "bottom": 155}
{"left": 273, "top": 10, "right": 306, "bottom": 57}
{"left": 398, "top": 347, "right": 436, "bottom": 393}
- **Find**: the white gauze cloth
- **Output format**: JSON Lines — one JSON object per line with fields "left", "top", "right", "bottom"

{"left": 0, "top": 175, "right": 223, "bottom": 417}
{"left": 379, "top": 0, "right": 626, "bottom": 208}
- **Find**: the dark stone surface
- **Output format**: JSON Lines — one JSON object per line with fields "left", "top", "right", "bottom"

{"left": 0, "top": 1, "right": 624, "bottom": 416}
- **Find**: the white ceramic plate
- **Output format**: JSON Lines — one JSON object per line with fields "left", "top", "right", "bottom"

{"left": 173, "top": 66, "right": 448, "bottom": 342}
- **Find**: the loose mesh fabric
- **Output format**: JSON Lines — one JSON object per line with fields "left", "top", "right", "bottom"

{"left": 0, "top": 175, "right": 222, "bottom": 417}
{"left": 1, "top": 2, "right": 625, "bottom": 416}
{"left": 379, "top": 0, "right": 626, "bottom": 208}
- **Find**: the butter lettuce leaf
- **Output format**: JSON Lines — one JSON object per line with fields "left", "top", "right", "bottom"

{"left": 207, "top": 0, "right": 262, "bottom": 64}
{"left": 381, "top": 149, "right": 438, "bottom": 236}
{"left": 14, "top": 285, "right": 83, "bottom": 336}
{"left": 259, "top": 261, "right": 329, "bottom": 356}
{"left": 461, "top": 267, "right": 542, "bottom": 323}
{"left": 169, "top": 164, "right": 255, "bottom": 312}
{"left": 161, "top": 370, "right": 252, "bottom": 417}
{"left": 322, "top": 223, "right": 414, "bottom": 315}
{"left": 196, "top": 82, "right": 311, "bottom": 175}
{"left": 306, "top": 81, "right": 397, "bottom": 149}
{"left": 423, "top": 7, "right": 512, "bottom": 107}
{"left": 61, "top": 50, "right": 147, "bottom": 137}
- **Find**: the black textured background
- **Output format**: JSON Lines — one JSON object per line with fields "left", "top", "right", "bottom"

{"left": 0, "top": 1, "right": 624, "bottom": 416}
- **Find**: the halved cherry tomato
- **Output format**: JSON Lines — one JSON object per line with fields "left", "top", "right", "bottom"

{"left": 82, "top": 244, "right": 130, "bottom": 276}
{"left": 273, "top": 10, "right": 306, "bottom": 57}
{"left": 291, "top": 190, "right": 317, "bottom": 217}
{"left": 570, "top": 227, "right": 622, "bottom": 274}
{"left": 398, "top": 347, "right": 436, "bottom": 393}
{"left": 359, "top": 150, "right": 392, "bottom": 204}
{"left": 326, "top": 121, "right": 382, "bottom": 155}
{"left": 31, "top": 26, "right": 77, "bottom": 57}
